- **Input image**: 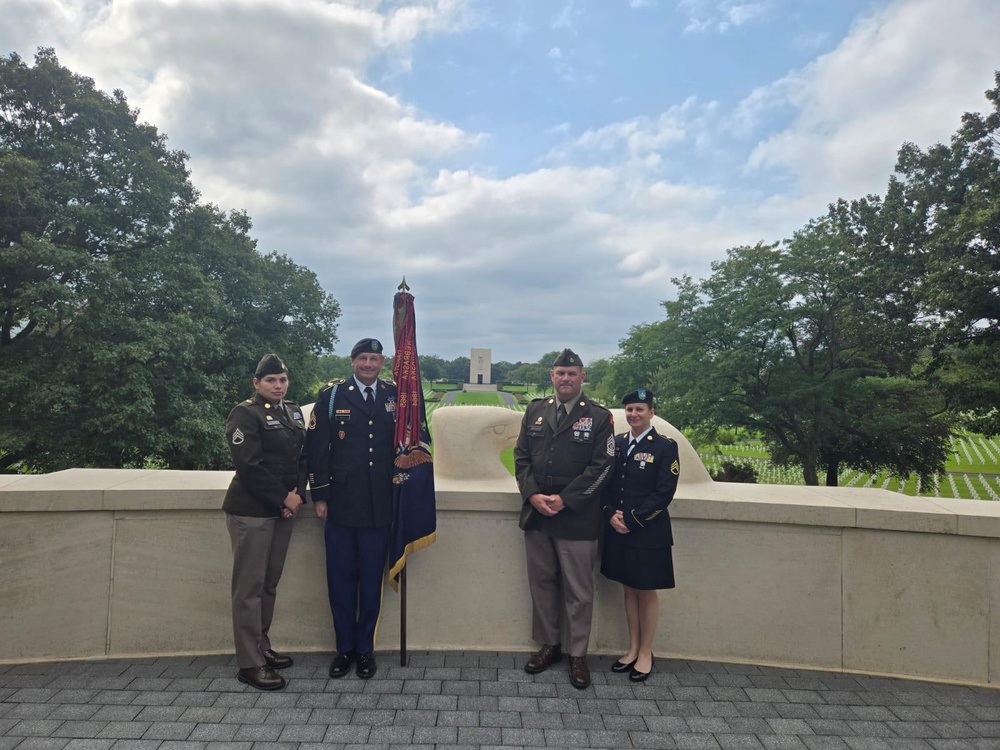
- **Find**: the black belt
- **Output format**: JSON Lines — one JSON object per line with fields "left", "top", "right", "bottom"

{"left": 539, "top": 477, "right": 570, "bottom": 493}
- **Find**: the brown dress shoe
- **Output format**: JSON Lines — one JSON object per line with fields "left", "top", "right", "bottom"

{"left": 569, "top": 656, "right": 591, "bottom": 689}
{"left": 524, "top": 644, "right": 562, "bottom": 674}
{"left": 237, "top": 666, "right": 286, "bottom": 691}
{"left": 262, "top": 649, "right": 293, "bottom": 670}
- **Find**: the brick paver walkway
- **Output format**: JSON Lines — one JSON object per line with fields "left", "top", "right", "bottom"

{"left": 3, "top": 651, "right": 999, "bottom": 749}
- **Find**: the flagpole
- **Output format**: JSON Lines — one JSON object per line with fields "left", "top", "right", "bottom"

{"left": 391, "top": 275, "right": 434, "bottom": 669}
{"left": 397, "top": 277, "right": 410, "bottom": 668}
{"left": 400, "top": 566, "right": 408, "bottom": 666}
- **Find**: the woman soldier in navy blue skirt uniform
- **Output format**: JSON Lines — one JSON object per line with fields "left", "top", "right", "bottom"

{"left": 600, "top": 388, "right": 679, "bottom": 682}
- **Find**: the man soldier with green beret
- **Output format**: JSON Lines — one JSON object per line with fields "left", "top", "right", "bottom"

{"left": 306, "top": 338, "right": 397, "bottom": 680}
{"left": 514, "top": 348, "right": 615, "bottom": 689}
{"left": 223, "top": 353, "right": 308, "bottom": 691}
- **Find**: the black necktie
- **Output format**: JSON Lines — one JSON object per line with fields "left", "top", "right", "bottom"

{"left": 557, "top": 404, "right": 567, "bottom": 425}
{"left": 364, "top": 386, "right": 374, "bottom": 406}
{"left": 628, "top": 439, "right": 638, "bottom": 455}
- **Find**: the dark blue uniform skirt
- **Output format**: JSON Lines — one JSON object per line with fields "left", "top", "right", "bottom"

{"left": 601, "top": 538, "right": 675, "bottom": 590}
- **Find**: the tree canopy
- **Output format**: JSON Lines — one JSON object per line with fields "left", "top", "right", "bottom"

{"left": 0, "top": 49, "right": 339, "bottom": 472}
{"left": 607, "top": 73, "right": 1000, "bottom": 485}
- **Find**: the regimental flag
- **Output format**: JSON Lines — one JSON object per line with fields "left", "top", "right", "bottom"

{"left": 388, "top": 287, "right": 437, "bottom": 591}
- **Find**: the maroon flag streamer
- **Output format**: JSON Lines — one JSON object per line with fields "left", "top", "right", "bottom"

{"left": 388, "top": 289, "right": 436, "bottom": 589}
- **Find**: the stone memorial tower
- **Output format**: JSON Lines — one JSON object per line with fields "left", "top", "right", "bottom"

{"left": 469, "top": 348, "right": 492, "bottom": 386}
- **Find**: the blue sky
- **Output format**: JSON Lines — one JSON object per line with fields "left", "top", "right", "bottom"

{"left": 2, "top": 0, "right": 997, "bottom": 363}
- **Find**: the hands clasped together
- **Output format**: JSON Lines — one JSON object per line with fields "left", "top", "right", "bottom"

{"left": 528, "top": 492, "right": 565, "bottom": 517}
{"left": 280, "top": 491, "right": 304, "bottom": 519}
{"left": 609, "top": 510, "right": 630, "bottom": 535}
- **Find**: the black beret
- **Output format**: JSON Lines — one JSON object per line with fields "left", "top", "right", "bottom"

{"left": 622, "top": 388, "right": 654, "bottom": 407}
{"left": 552, "top": 348, "right": 583, "bottom": 368}
{"left": 254, "top": 353, "right": 288, "bottom": 378}
{"left": 351, "top": 338, "right": 384, "bottom": 358}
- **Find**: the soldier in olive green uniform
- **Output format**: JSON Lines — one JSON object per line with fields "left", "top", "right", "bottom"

{"left": 514, "top": 349, "right": 615, "bottom": 689}
{"left": 223, "top": 354, "right": 307, "bottom": 691}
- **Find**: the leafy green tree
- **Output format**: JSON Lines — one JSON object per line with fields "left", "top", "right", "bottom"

{"left": 0, "top": 49, "right": 339, "bottom": 472}
{"left": 507, "top": 362, "right": 540, "bottom": 387}
{"left": 418, "top": 354, "right": 446, "bottom": 381}
{"left": 491, "top": 360, "right": 515, "bottom": 383}
{"left": 626, "top": 220, "right": 952, "bottom": 486}
{"left": 886, "top": 71, "right": 1000, "bottom": 435}
{"left": 444, "top": 356, "right": 470, "bottom": 381}
{"left": 582, "top": 357, "right": 610, "bottom": 394}
{"left": 600, "top": 325, "right": 670, "bottom": 404}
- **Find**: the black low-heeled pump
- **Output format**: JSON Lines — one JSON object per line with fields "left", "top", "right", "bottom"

{"left": 611, "top": 657, "right": 637, "bottom": 673}
{"left": 629, "top": 654, "right": 654, "bottom": 682}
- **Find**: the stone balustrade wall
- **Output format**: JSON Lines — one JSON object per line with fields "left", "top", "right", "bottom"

{"left": 2, "top": 406, "right": 999, "bottom": 686}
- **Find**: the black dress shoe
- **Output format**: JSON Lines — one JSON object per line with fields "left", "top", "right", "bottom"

{"left": 356, "top": 651, "right": 377, "bottom": 679}
{"left": 611, "top": 656, "right": 637, "bottom": 673}
{"left": 237, "top": 666, "right": 286, "bottom": 691}
{"left": 630, "top": 654, "right": 654, "bottom": 683}
{"left": 524, "top": 644, "right": 562, "bottom": 674}
{"left": 262, "top": 649, "right": 293, "bottom": 670}
{"left": 328, "top": 650, "right": 356, "bottom": 679}
{"left": 569, "top": 656, "right": 591, "bottom": 689}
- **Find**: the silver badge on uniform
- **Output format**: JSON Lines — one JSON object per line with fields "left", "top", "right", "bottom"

{"left": 232, "top": 428, "right": 245, "bottom": 445}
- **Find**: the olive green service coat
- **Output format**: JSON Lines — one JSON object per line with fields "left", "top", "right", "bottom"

{"left": 222, "top": 393, "right": 308, "bottom": 517}
{"left": 514, "top": 394, "right": 615, "bottom": 540}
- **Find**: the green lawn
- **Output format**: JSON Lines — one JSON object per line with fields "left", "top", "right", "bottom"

{"left": 699, "top": 431, "right": 1000, "bottom": 500}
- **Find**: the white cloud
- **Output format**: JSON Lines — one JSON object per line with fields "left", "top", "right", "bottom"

{"left": 551, "top": 0, "right": 582, "bottom": 31}
{"left": 1, "top": 0, "right": 996, "bottom": 361}
{"left": 743, "top": 0, "right": 1000, "bottom": 199}
{"left": 549, "top": 96, "right": 714, "bottom": 164}
{"left": 678, "top": 0, "right": 773, "bottom": 35}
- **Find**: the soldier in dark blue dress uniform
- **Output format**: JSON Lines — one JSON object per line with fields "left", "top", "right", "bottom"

{"left": 600, "top": 388, "right": 679, "bottom": 682}
{"left": 223, "top": 353, "right": 307, "bottom": 691}
{"left": 306, "top": 338, "right": 396, "bottom": 680}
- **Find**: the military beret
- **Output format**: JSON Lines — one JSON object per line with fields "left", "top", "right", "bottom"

{"left": 254, "top": 353, "right": 288, "bottom": 378}
{"left": 622, "top": 388, "right": 654, "bottom": 407}
{"left": 351, "top": 338, "right": 384, "bottom": 358}
{"left": 552, "top": 348, "right": 583, "bottom": 368}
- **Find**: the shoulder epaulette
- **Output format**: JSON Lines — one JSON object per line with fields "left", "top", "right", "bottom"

{"left": 321, "top": 378, "right": 346, "bottom": 391}
{"left": 529, "top": 397, "right": 547, "bottom": 403}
